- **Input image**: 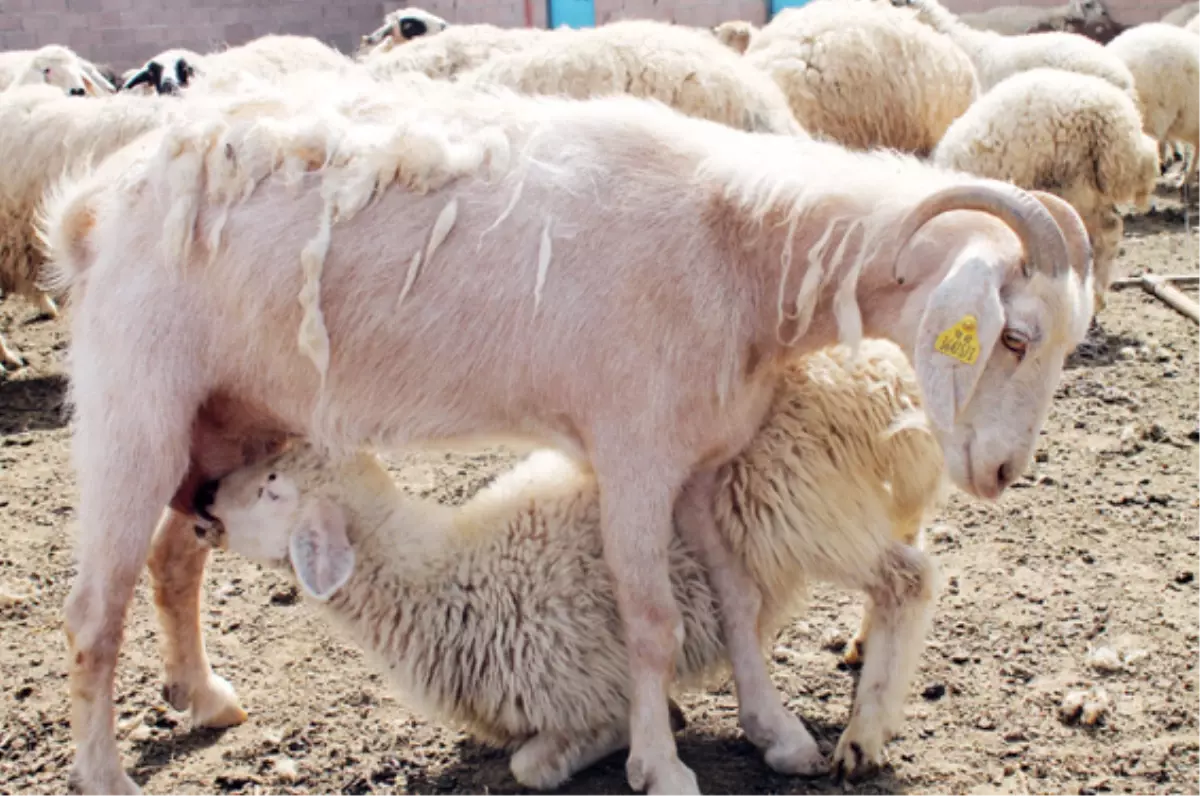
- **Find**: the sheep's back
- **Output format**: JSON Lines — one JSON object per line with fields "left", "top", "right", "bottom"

{"left": 745, "top": 0, "right": 978, "bottom": 154}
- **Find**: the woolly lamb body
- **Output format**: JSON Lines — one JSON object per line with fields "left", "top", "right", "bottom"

{"left": 932, "top": 67, "right": 1158, "bottom": 304}
{"left": 0, "top": 86, "right": 171, "bottom": 368}
{"left": 364, "top": 24, "right": 561, "bottom": 81}
{"left": 1105, "top": 23, "right": 1200, "bottom": 186}
{"left": 745, "top": 0, "right": 978, "bottom": 155}
{"left": 898, "top": 0, "right": 1135, "bottom": 95}
{"left": 199, "top": 340, "right": 945, "bottom": 789}
{"left": 44, "top": 77, "right": 1096, "bottom": 795}
{"left": 461, "top": 20, "right": 803, "bottom": 135}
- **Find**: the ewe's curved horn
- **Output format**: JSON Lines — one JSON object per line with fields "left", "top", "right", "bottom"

{"left": 1027, "top": 190, "right": 1092, "bottom": 283}
{"left": 892, "top": 181, "right": 1069, "bottom": 283}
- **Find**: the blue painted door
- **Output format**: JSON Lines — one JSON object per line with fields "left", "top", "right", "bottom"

{"left": 548, "top": 0, "right": 595, "bottom": 28}
{"left": 769, "top": 0, "right": 812, "bottom": 18}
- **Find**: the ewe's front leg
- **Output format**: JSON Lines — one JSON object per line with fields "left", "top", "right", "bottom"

{"left": 147, "top": 509, "right": 246, "bottom": 729}
{"left": 833, "top": 543, "right": 937, "bottom": 781}
{"left": 676, "top": 471, "right": 825, "bottom": 777}
{"left": 594, "top": 452, "right": 698, "bottom": 795}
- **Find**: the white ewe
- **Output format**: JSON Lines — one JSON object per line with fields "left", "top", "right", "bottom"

{"left": 0, "top": 86, "right": 171, "bottom": 370}
{"left": 892, "top": 0, "right": 1135, "bottom": 95}
{"left": 40, "top": 75, "right": 1094, "bottom": 795}
{"left": 744, "top": 0, "right": 978, "bottom": 155}
{"left": 933, "top": 67, "right": 1160, "bottom": 307}
{"left": 122, "top": 35, "right": 354, "bottom": 95}
{"left": 460, "top": 20, "right": 803, "bottom": 135}
{"left": 0, "top": 45, "right": 115, "bottom": 96}
{"left": 195, "top": 339, "right": 945, "bottom": 789}
{"left": 358, "top": 6, "right": 451, "bottom": 56}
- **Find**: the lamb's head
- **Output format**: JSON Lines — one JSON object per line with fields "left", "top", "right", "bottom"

{"left": 22, "top": 45, "right": 115, "bottom": 96}
{"left": 361, "top": 7, "right": 450, "bottom": 52}
{"left": 893, "top": 184, "right": 1094, "bottom": 500}
{"left": 194, "top": 446, "right": 356, "bottom": 601}
{"left": 122, "top": 49, "right": 203, "bottom": 95}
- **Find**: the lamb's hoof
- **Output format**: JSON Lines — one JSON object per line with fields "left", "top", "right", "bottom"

{"left": 842, "top": 636, "right": 866, "bottom": 668}
{"left": 67, "top": 764, "right": 141, "bottom": 795}
{"left": 832, "top": 722, "right": 886, "bottom": 783}
{"left": 626, "top": 752, "right": 699, "bottom": 795}
{"left": 163, "top": 674, "right": 247, "bottom": 728}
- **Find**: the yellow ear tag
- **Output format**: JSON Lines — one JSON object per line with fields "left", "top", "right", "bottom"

{"left": 934, "top": 314, "right": 980, "bottom": 365}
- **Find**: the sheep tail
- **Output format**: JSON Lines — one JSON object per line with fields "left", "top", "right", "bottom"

{"left": 35, "top": 170, "right": 105, "bottom": 295}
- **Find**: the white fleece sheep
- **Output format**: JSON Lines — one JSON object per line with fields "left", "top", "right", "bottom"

{"left": 123, "top": 35, "right": 355, "bottom": 95}
{"left": 460, "top": 20, "right": 803, "bottom": 135}
{"left": 0, "top": 45, "right": 115, "bottom": 96}
{"left": 197, "top": 339, "right": 946, "bottom": 789}
{"left": 743, "top": 0, "right": 977, "bottom": 155}
{"left": 358, "top": 6, "right": 451, "bottom": 57}
{"left": 933, "top": 67, "right": 1159, "bottom": 307}
{"left": 0, "top": 86, "right": 172, "bottom": 369}
{"left": 1105, "top": 23, "right": 1199, "bottom": 187}
{"left": 893, "top": 0, "right": 1135, "bottom": 95}
{"left": 363, "top": 23, "right": 561, "bottom": 81}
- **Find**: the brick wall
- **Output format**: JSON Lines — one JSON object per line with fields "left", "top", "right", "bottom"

{"left": 0, "top": 0, "right": 1190, "bottom": 73}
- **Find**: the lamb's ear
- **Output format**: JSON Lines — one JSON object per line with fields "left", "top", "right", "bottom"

{"left": 914, "top": 253, "right": 1006, "bottom": 431}
{"left": 289, "top": 497, "right": 355, "bottom": 601}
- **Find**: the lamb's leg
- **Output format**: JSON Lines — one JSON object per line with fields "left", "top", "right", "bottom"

{"left": 36, "top": 292, "right": 60, "bottom": 320}
{"left": 0, "top": 330, "right": 24, "bottom": 369}
{"left": 592, "top": 450, "right": 698, "bottom": 795}
{"left": 833, "top": 542, "right": 937, "bottom": 781}
{"left": 147, "top": 509, "right": 246, "bottom": 728}
{"left": 65, "top": 392, "right": 195, "bottom": 795}
{"left": 509, "top": 699, "right": 687, "bottom": 790}
{"left": 511, "top": 720, "right": 631, "bottom": 790}
{"left": 675, "top": 470, "right": 825, "bottom": 776}
{"left": 845, "top": 522, "right": 923, "bottom": 667}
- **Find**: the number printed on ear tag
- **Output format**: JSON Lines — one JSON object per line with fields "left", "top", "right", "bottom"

{"left": 934, "top": 314, "right": 980, "bottom": 365}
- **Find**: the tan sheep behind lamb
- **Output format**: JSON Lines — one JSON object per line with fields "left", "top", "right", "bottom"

{"left": 199, "top": 340, "right": 946, "bottom": 789}
{"left": 460, "top": 20, "right": 804, "bottom": 135}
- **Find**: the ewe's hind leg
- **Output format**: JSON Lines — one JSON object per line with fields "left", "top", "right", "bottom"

{"left": 591, "top": 446, "right": 698, "bottom": 795}
{"left": 147, "top": 509, "right": 246, "bottom": 729}
{"left": 676, "top": 471, "right": 825, "bottom": 777}
{"left": 833, "top": 543, "right": 937, "bottom": 781}
{"left": 65, "top": 387, "right": 195, "bottom": 795}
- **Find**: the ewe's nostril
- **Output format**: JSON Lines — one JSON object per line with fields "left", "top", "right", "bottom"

{"left": 68, "top": 87, "right": 86, "bottom": 97}
{"left": 193, "top": 479, "right": 220, "bottom": 519}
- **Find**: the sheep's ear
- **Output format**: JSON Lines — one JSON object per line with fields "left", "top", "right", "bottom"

{"left": 122, "top": 67, "right": 155, "bottom": 91}
{"left": 289, "top": 497, "right": 355, "bottom": 601}
{"left": 914, "top": 254, "right": 1005, "bottom": 431}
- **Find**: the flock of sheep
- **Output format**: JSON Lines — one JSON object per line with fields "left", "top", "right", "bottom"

{"left": 0, "top": 2, "right": 1193, "bottom": 795}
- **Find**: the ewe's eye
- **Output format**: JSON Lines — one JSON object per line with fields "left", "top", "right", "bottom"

{"left": 268, "top": 473, "right": 277, "bottom": 482}
{"left": 1000, "top": 329, "right": 1028, "bottom": 361}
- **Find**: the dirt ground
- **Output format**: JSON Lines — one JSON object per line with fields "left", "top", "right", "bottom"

{"left": 1, "top": 189, "right": 1197, "bottom": 796}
